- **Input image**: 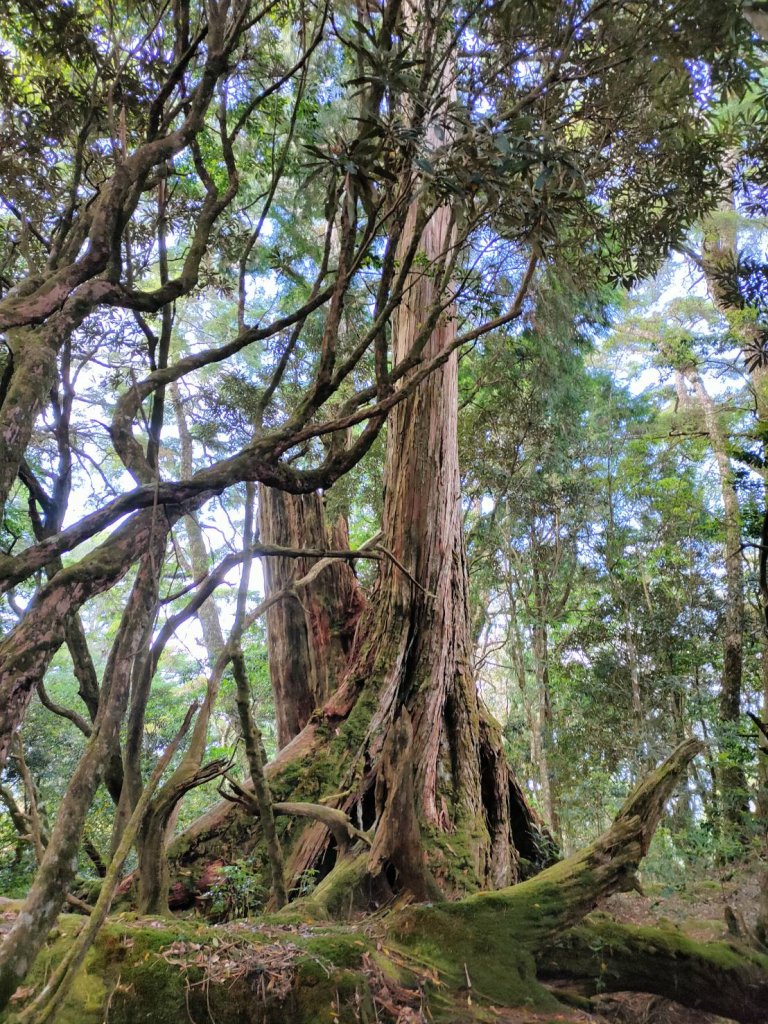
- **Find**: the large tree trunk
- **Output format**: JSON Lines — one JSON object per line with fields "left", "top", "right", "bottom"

{"left": 303, "top": 190, "right": 536, "bottom": 896}
{"left": 259, "top": 485, "right": 363, "bottom": 748}
{"left": 358, "top": 201, "right": 495, "bottom": 875}
{"left": 171, "top": 191, "right": 545, "bottom": 903}
{"left": 171, "top": 9, "right": 543, "bottom": 899}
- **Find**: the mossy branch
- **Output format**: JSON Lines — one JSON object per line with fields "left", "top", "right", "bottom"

{"left": 220, "top": 775, "right": 370, "bottom": 852}
{"left": 388, "top": 740, "right": 738, "bottom": 1016}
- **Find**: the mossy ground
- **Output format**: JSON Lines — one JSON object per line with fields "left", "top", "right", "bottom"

{"left": 0, "top": 899, "right": 555, "bottom": 1024}
{"left": 0, "top": 912, "right": 421, "bottom": 1024}
{"left": 4, "top": 890, "right": 766, "bottom": 1024}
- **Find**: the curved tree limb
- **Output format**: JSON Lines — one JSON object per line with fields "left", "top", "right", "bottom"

{"left": 389, "top": 741, "right": 720, "bottom": 1009}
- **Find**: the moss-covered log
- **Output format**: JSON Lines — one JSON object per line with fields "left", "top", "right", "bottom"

{"left": 538, "top": 916, "right": 768, "bottom": 1024}
{"left": 384, "top": 737, "right": 726, "bottom": 1013}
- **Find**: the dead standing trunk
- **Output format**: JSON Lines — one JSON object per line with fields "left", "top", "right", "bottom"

{"left": 259, "top": 485, "right": 363, "bottom": 748}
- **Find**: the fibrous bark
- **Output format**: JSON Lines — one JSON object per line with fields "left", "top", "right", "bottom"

{"left": 172, "top": 190, "right": 543, "bottom": 906}
{"left": 259, "top": 485, "right": 363, "bottom": 748}
{"left": 300, "top": 203, "right": 534, "bottom": 894}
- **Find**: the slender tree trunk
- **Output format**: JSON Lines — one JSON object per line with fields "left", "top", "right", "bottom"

{"left": 170, "top": 383, "right": 227, "bottom": 664}
{"left": 127, "top": 392, "right": 231, "bottom": 909}
{"left": 231, "top": 486, "right": 288, "bottom": 911}
{"left": 532, "top": 621, "right": 560, "bottom": 839}
{"left": 684, "top": 365, "right": 748, "bottom": 831}
{"left": 0, "top": 527, "right": 167, "bottom": 1012}
{"left": 232, "top": 648, "right": 288, "bottom": 908}
{"left": 135, "top": 616, "right": 230, "bottom": 913}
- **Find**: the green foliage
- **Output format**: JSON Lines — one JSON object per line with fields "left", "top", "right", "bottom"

{"left": 206, "top": 859, "right": 268, "bottom": 921}
{"left": 0, "top": 815, "right": 33, "bottom": 897}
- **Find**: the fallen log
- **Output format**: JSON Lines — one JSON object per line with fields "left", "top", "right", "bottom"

{"left": 538, "top": 916, "right": 768, "bottom": 1024}
{"left": 384, "top": 738, "right": 768, "bottom": 1022}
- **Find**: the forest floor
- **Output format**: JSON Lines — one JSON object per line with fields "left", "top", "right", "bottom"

{"left": 603, "top": 866, "right": 762, "bottom": 943}
{"left": 0, "top": 861, "right": 764, "bottom": 1024}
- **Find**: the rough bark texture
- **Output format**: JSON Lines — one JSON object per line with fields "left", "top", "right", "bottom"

{"left": 367, "top": 710, "right": 442, "bottom": 901}
{"left": 170, "top": 149, "right": 544, "bottom": 907}
{"left": 259, "top": 485, "right": 363, "bottom": 748}
{"left": 311, "top": 194, "right": 530, "bottom": 894}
